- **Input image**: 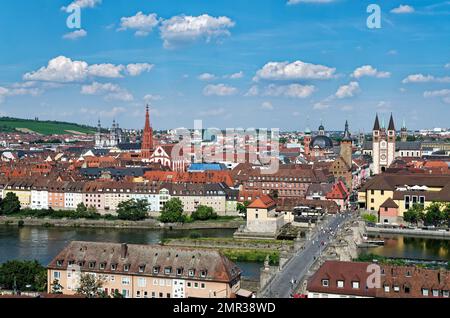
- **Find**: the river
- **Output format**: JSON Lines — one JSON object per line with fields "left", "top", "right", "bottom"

{"left": 1, "top": 226, "right": 448, "bottom": 282}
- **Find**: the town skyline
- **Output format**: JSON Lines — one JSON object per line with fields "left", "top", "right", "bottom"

{"left": 0, "top": 0, "right": 449, "bottom": 131}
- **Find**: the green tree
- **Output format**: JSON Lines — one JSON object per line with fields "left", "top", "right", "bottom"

{"left": 424, "top": 202, "right": 444, "bottom": 226}
{"left": 443, "top": 204, "right": 450, "bottom": 228}
{"left": 159, "top": 198, "right": 185, "bottom": 223}
{"left": 403, "top": 204, "right": 424, "bottom": 225}
{"left": 191, "top": 205, "right": 218, "bottom": 221}
{"left": 362, "top": 213, "right": 377, "bottom": 223}
{"left": 0, "top": 260, "right": 47, "bottom": 292}
{"left": 76, "top": 273, "right": 105, "bottom": 298}
{"left": 75, "top": 203, "right": 88, "bottom": 214}
{"left": 117, "top": 199, "right": 149, "bottom": 221}
{"left": 0, "top": 192, "right": 21, "bottom": 215}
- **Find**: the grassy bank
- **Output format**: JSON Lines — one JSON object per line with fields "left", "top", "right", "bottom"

{"left": 0, "top": 117, "right": 95, "bottom": 135}
{"left": 355, "top": 254, "right": 450, "bottom": 270}
{"left": 220, "top": 249, "right": 279, "bottom": 266}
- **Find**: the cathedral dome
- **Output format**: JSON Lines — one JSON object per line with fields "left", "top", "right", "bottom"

{"left": 310, "top": 135, "right": 333, "bottom": 149}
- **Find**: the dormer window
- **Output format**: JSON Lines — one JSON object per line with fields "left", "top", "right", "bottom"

{"left": 56, "top": 260, "right": 64, "bottom": 267}
{"left": 352, "top": 281, "right": 360, "bottom": 289}
{"left": 111, "top": 264, "right": 117, "bottom": 271}
{"left": 100, "top": 263, "right": 106, "bottom": 270}
{"left": 322, "top": 279, "right": 329, "bottom": 287}
{"left": 139, "top": 265, "right": 146, "bottom": 273}
{"left": 200, "top": 270, "right": 207, "bottom": 278}
{"left": 176, "top": 268, "right": 183, "bottom": 276}
{"left": 164, "top": 267, "right": 172, "bottom": 275}
{"left": 188, "top": 269, "right": 195, "bottom": 277}
{"left": 337, "top": 280, "right": 344, "bottom": 288}
{"left": 68, "top": 261, "right": 75, "bottom": 266}
{"left": 89, "top": 262, "right": 96, "bottom": 269}
{"left": 153, "top": 266, "right": 160, "bottom": 274}
{"left": 124, "top": 264, "right": 130, "bottom": 272}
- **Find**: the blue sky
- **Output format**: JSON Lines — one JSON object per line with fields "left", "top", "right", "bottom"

{"left": 0, "top": 0, "right": 449, "bottom": 131}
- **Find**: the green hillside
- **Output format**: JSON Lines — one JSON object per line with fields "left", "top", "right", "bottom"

{"left": 0, "top": 117, "right": 96, "bottom": 135}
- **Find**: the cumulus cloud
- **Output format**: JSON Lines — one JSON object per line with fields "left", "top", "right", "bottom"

{"left": 198, "top": 73, "right": 217, "bottom": 81}
{"left": 62, "top": 29, "right": 87, "bottom": 40}
{"left": 0, "top": 85, "right": 42, "bottom": 104}
{"left": 245, "top": 85, "right": 259, "bottom": 97}
{"left": 254, "top": 60, "right": 336, "bottom": 81}
{"left": 261, "top": 101, "right": 274, "bottom": 110}
{"left": 160, "top": 14, "right": 235, "bottom": 48}
{"left": 118, "top": 12, "right": 160, "bottom": 37}
{"left": 81, "top": 82, "right": 133, "bottom": 101}
{"left": 391, "top": 5, "right": 415, "bottom": 14}
{"left": 263, "top": 84, "right": 316, "bottom": 98}
{"left": 143, "top": 94, "right": 163, "bottom": 102}
{"left": 23, "top": 56, "right": 153, "bottom": 83}
{"left": 126, "top": 63, "right": 154, "bottom": 76}
{"left": 335, "top": 81, "right": 360, "bottom": 99}
{"left": 62, "top": 0, "right": 101, "bottom": 10}
{"left": 402, "top": 74, "right": 450, "bottom": 83}
{"left": 203, "top": 84, "right": 238, "bottom": 96}
{"left": 351, "top": 65, "right": 391, "bottom": 79}
{"left": 225, "top": 71, "right": 244, "bottom": 79}
{"left": 424, "top": 89, "right": 450, "bottom": 104}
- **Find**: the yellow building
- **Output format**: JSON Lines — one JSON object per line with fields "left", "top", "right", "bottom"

{"left": 2, "top": 180, "right": 34, "bottom": 208}
{"left": 358, "top": 174, "right": 450, "bottom": 223}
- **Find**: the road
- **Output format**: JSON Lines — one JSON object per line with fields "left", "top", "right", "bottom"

{"left": 260, "top": 211, "right": 353, "bottom": 298}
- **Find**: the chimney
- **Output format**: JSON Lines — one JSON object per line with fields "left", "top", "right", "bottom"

{"left": 121, "top": 243, "right": 128, "bottom": 259}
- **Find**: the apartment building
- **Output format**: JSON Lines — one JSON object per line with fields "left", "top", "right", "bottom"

{"left": 358, "top": 173, "right": 450, "bottom": 223}
{"left": 64, "top": 182, "right": 84, "bottom": 209}
{"left": 307, "top": 261, "right": 450, "bottom": 298}
{"left": 47, "top": 241, "right": 242, "bottom": 298}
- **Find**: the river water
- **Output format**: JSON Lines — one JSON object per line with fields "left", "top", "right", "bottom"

{"left": 0, "top": 226, "right": 448, "bottom": 282}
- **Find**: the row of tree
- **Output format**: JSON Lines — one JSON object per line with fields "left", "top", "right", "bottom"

{"left": 403, "top": 203, "right": 450, "bottom": 227}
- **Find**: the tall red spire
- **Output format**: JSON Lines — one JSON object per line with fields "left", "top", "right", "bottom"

{"left": 141, "top": 105, "right": 153, "bottom": 159}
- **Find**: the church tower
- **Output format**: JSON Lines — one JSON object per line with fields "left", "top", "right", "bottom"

{"left": 141, "top": 105, "right": 154, "bottom": 160}
{"left": 401, "top": 120, "right": 408, "bottom": 142}
{"left": 318, "top": 121, "right": 325, "bottom": 136}
{"left": 303, "top": 126, "right": 312, "bottom": 156}
{"left": 95, "top": 119, "right": 102, "bottom": 147}
{"left": 372, "top": 113, "right": 396, "bottom": 174}
{"left": 340, "top": 120, "right": 353, "bottom": 168}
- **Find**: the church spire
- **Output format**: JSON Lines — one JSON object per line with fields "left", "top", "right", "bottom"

{"left": 388, "top": 113, "right": 396, "bottom": 131}
{"left": 141, "top": 105, "right": 154, "bottom": 160}
{"left": 373, "top": 114, "right": 380, "bottom": 131}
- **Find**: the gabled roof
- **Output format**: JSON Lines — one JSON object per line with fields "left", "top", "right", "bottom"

{"left": 380, "top": 198, "right": 399, "bottom": 209}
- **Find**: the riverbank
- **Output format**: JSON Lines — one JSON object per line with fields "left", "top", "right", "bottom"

{"left": 367, "top": 227, "right": 450, "bottom": 240}
{"left": 0, "top": 216, "right": 245, "bottom": 231}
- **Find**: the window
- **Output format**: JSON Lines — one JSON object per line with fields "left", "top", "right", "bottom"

{"left": 124, "top": 265, "right": 130, "bottom": 272}
{"left": 404, "top": 286, "right": 410, "bottom": 294}
{"left": 153, "top": 266, "right": 160, "bottom": 274}
{"left": 188, "top": 269, "right": 195, "bottom": 277}
{"left": 201, "top": 283, "right": 206, "bottom": 289}
{"left": 200, "top": 270, "right": 207, "bottom": 278}
{"left": 432, "top": 290, "right": 439, "bottom": 297}
{"left": 165, "top": 267, "right": 172, "bottom": 275}
{"left": 153, "top": 279, "right": 158, "bottom": 286}
{"left": 122, "top": 277, "right": 130, "bottom": 285}
{"left": 406, "top": 271, "right": 411, "bottom": 277}
{"left": 176, "top": 268, "right": 183, "bottom": 276}
{"left": 138, "top": 278, "right": 146, "bottom": 288}
{"left": 352, "top": 281, "right": 360, "bottom": 289}
{"left": 111, "top": 264, "right": 117, "bottom": 271}
{"left": 422, "top": 288, "right": 429, "bottom": 296}
{"left": 194, "top": 282, "right": 199, "bottom": 289}
{"left": 443, "top": 290, "right": 449, "bottom": 298}
{"left": 322, "top": 279, "right": 329, "bottom": 287}
{"left": 405, "top": 196, "right": 410, "bottom": 210}
{"left": 159, "top": 293, "right": 163, "bottom": 298}
{"left": 337, "top": 280, "right": 344, "bottom": 288}
{"left": 56, "top": 260, "right": 63, "bottom": 267}
{"left": 139, "top": 265, "right": 145, "bottom": 273}
{"left": 187, "top": 282, "right": 192, "bottom": 288}
{"left": 54, "top": 272, "right": 61, "bottom": 279}
{"left": 393, "top": 285, "right": 400, "bottom": 292}
{"left": 384, "top": 285, "right": 390, "bottom": 293}
{"left": 89, "top": 262, "right": 95, "bottom": 269}
{"left": 100, "top": 263, "right": 106, "bottom": 270}
{"left": 381, "top": 190, "right": 384, "bottom": 195}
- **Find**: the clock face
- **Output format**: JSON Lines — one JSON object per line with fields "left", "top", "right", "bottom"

{"left": 381, "top": 154, "right": 387, "bottom": 160}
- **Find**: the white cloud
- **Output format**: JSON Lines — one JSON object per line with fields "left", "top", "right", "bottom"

{"left": 126, "top": 63, "right": 154, "bottom": 76}
{"left": 0, "top": 85, "right": 42, "bottom": 104}
{"left": 62, "top": 29, "right": 87, "bottom": 40}
{"left": 287, "top": 0, "right": 335, "bottom": 4}
{"left": 118, "top": 12, "right": 160, "bottom": 37}
{"left": 143, "top": 94, "right": 163, "bottom": 102}
{"left": 203, "top": 84, "right": 238, "bottom": 96}
{"left": 445, "top": 63, "right": 450, "bottom": 69}
{"left": 261, "top": 101, "right": 274, "bottom": 110}
{"left": 62, "top": 0, "right": 101, "bottom": 10}
{"left": 340, "top": 105, "right": 353, "bottom": 112}
{"left": 351, "top": 65, "right": 391, "bottom": 79}
{"left": 198, "top": 73, "right": 217, "bottom": 81}
{"left": 81, "top": 82, "right": 133, "bottom": 101}
{"left": 254, "top": 60, "right": 336, "bottom": 81}
{"left": 335, "top": 81, "right": 360, "bottom": 99}
{"left": 245, "top": 85, "right": 259, "bottom": 97}
{"left": 160, "top": 14, "right": 235, "bottom": 49}
{"left": 226, "top": 71, "right": 244, "bottom": 79}
{"left": 23, "top": 56, "right": 152, "bottom": 82}
{"left": 424, "top": 89, "right": 450, "bottom": 104}
{"left": 402, "top": 74, "right": 450, "bottom": 83}
{"left": 313, "top": 101, "right": 330, "bottom": 110}
{"left": 391, "top": 5, "right": 415, "bottom": 14}
{"left": 263, "top": 84, "right": 316, "bottom": 98}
